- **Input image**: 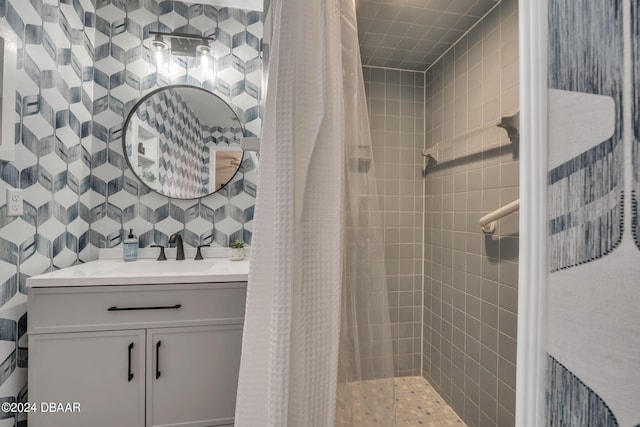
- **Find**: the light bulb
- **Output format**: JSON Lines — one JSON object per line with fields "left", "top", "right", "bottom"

{"left": 154, "top": 49, "right": 164, "bottom": 66}
{"left": 150, "top": 34, "right": 169, "bottom": 67}
{"left": 200, "top": 53, "right": 210, "bottom": 69}
{"left": 196, "top": 42, "right": 213, "bottom": 74}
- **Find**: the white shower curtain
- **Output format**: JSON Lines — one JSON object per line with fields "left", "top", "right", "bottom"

{"left": 235, "top": 0, "right": 395, "bottom": 425}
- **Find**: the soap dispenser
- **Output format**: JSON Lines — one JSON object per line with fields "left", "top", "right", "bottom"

{"left": 123, "top": 229, "right": 138, "bottom": 261}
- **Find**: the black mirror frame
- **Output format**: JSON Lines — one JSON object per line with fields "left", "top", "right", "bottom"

{"left": 122, "top": 84, "right": 245, "bottom": 200}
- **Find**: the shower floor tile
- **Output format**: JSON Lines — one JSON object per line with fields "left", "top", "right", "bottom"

{"left": 395, "top": 376, "right": 466, "bottom": 427}
{"left": 336, "top": 375, "right": 466, "bottom": 427}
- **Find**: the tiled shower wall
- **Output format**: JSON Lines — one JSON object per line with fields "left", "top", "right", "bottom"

{"left": 422, "top": 1, "right": 519, "bottom": 426}
{"left": 0, "top": 1, "right": 261, "bottom": 424}
{"left": 363, "top": 66, "right": 424, "bottom": 377}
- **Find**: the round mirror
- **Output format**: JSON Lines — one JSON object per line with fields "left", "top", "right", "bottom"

{"left": 123, "top": 85, "right": 244, "bottom": 199}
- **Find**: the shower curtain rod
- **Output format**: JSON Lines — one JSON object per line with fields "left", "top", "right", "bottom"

{"left": 422, "top": 112, "right": 519, "bottom": 164}
{"left": 478, "top": 198, "right": 520, "bottom": 234}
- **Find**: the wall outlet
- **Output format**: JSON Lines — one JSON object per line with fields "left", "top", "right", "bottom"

{"left": 6, "top": 188, "right": 23, "bottom": 216}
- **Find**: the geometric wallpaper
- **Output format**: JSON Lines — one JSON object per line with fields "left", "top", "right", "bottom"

{"left": 92, "top": 1, "right": 261, "bottom": 251}
{"left": 130, "top": 87, "right": 245, "bottom": 199}
{"left": 134, "top": 88, "right": 209, "bottom": 198}
{"left": 0, "top": 0, "right": 96, "bottom": 424}
{"left": 0, "top": 1, "right": 261, "bottom": 425}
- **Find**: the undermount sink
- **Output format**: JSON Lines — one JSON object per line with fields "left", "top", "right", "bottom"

{"left": 26, "top": 257, "right": 250, "bottom": 288}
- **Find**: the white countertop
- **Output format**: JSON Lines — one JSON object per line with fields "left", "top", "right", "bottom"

{"left": 26, "top": 258, "right": 250, "bottom": 288}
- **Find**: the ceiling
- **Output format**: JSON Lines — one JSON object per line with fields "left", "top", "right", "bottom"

{"left": 356, "top": 0, "right": 499, "bottom": 71}
{"left": 178, "top": 0, "right": 496, "bottom": 71}
{"left": 178, "top": 89, "right": 238, "bottom": 126}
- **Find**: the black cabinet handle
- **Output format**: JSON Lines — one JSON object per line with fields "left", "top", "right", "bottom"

{"left": 108, "top": 304, "right": 181, "bottom": 311}
{"left": 155, "top": 341, "right": 162, "bottom": 379}
{"left": 127, "top": 343, "right": 134, "bottom": 382}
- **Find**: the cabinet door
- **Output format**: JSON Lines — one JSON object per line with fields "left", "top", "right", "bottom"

{"left": 28, "top": 330, "right": 145, "bottom": 427}
{"left": 146, "top": 325, "right": 243, "bottom": 427}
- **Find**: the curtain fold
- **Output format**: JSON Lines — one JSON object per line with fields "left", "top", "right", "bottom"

{"left": 235, "top": 0, "right": 395, "bottom": 425}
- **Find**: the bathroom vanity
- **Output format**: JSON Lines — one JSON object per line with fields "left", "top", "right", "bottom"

{"left": 26, "top": 257, "right": 248, "bottom": 427}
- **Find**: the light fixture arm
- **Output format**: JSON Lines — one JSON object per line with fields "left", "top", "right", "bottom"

{"left": 149, "top": 30, "right": 217, "bottom": 58}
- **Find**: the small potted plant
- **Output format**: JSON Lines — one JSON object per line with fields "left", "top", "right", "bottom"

{"left": 229, "top": 240, "right": 246, "bottom": 261}
{"left": 141, "top": 170, "right": 156, "bottom": 182}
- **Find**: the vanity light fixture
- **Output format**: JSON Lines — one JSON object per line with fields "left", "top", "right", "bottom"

{"left": 150, "top": 33, "right": 169, "bottom": 67}
{"left": 196, "top": 40, "right": 213, "bottom": 72}
{"left": 149, "top": 31, "right": 216, "bottom": 75}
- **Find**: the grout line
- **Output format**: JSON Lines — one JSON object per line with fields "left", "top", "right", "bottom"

{"left": 362, "top": 64, "right": 424, "bottom": 73}
{"left": 420, "top": 68, "right": 427, "bottom": 377}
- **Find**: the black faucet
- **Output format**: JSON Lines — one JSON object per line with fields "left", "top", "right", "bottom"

{"left": 168, "top": 233, "right": 185, "bottom": 260}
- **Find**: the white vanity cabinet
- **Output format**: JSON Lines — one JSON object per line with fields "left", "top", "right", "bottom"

{"left": 27, "top": 274, "right": 247, "bottom": 427}
{"left": 29, "top": 329, "right": 146, "bottom": 426}
{"left": 146, "top": 325, "right": 242, "bottom": 427}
